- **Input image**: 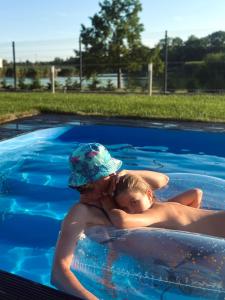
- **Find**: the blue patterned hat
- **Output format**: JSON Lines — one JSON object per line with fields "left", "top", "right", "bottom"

{"left": 68, "top": 143, "right": 122, "bottom": 187}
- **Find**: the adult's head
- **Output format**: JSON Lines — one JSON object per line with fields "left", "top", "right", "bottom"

{"left": 114, "top": 174, "right": 154, "bottom": 213}
{"left": 68, "top": 143, "right": 122, "bottom": 194}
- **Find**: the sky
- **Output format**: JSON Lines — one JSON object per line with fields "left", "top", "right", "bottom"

{"left": 0, "top": 0, "right": 225, "bottom": 61}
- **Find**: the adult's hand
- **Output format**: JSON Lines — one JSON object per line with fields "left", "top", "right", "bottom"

{"left": 104, "top": 170, "right": 127, "bottom": 197}
{"left": 80, "top": 194, "right": 103, "bottom": 208}
{"left": 100, "top": 195, "right": 116, "bottom": 213}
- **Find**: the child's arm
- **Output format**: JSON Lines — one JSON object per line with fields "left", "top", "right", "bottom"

{"left": 167, "top": 188, "right": 203, "bottom": 208}
{"left": 108, "top": 208, "right": 160, "bottom": 229}
{"left": 101, "top": 196, "right": 160, "bottom": 229}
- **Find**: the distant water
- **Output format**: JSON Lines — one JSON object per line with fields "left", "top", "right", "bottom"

{"left": 1, "top": 74, "right": 147, "bottom": 88}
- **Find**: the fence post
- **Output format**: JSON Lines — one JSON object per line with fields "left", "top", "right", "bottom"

{"left": 148, "top": 63, "right": 153, "bottom": 96}
{"left": 51, "top": 65, "right": 55, "bottom": 94}
{"left": 12, "top": 41, "right": 17, "bottom": 90}
{"left": 79, "top": 35, "right": 83, "bottom": 89}
{"left": 164, "top": 30, "right": 168, "bottom": 94}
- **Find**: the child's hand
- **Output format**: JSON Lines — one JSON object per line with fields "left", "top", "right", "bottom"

{"left": 100, "top": 195, "right": 116, "bottom": 213}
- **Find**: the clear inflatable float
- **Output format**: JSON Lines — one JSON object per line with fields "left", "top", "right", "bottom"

{"left": 71, "top": 174, "right": 225, "bottom": 299}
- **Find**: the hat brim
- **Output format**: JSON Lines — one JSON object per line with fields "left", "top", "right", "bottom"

{"left": 68, "top": 157, "right": 122, "bottom": 188}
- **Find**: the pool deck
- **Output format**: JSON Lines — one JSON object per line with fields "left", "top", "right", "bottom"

{"left": 0, "top": 113, "right": 225, "bottom": 141}
{"left": 0, "top": 269, "right": 81, "bottom": 300}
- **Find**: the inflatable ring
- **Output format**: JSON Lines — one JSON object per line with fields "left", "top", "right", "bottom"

{"left": 71, "top": 173, "right": 225, "bottom": 300}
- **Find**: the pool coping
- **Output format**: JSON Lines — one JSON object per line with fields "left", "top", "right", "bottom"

{"left": 0, "top": 269, "right": 81, "bottom": 300}
{"left": 0, "top": 113, "right": 225, "bottom": 141}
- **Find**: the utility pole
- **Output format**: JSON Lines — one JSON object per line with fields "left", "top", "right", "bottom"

{"left": 164, "top": 30, "right": 168, "bottom": 94}
{"left": 12, "top": 41, "right": 17, "bottom": 90}
{"left": 79, "top": 35, "right": 83, "bottom": 90}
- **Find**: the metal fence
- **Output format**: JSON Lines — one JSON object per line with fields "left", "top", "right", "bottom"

{"left": 1, "top": 34, "right": 225, "bottom": 94}
{"left": 0, "top": 64, "right": 151, "bottom": 93}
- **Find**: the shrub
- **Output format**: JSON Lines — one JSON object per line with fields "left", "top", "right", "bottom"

{"left": 105, "top": 79, "right": 115, "bottom": 91}
{"left": 88, "top": 76, "right": 100, "bottom": 90}
{"left": 47, "top": 80, "right": 61, "bottom": 90}
{"left": 18, "top": 78, "right": 28, "bottom": 90}
{"left": 1, "top": 79, "right": 12, "bottom": 89}
{"left": 64, "top": 77, "right": 80, "bottom": 90}
{"left": 30, "top": 78, "right": 42, "bottom": 90}
{"left": 186, "top": 79, "right": 199, "bottom": 93}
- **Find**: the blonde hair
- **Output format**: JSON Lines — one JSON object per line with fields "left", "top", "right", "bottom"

{"left": 114, "top": 174, "right": 153, "bottom": 200}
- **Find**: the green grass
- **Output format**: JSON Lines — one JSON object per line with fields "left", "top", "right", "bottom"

{"left": 0, "top": 92, "right": 225, "bottom": 123}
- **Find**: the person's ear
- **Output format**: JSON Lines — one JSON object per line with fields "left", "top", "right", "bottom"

{"left": 146, "top": 188, "right": 153, "bottom": 200}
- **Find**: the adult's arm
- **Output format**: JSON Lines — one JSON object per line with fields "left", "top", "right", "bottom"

{"left": 104, "top": 170, "right": 169, "bottom": 200}
{"left": 51, "top": 203, "right": 98, "bottom": 300}
{"left": 121, "top": 170, "right": 169, "bottom": 190}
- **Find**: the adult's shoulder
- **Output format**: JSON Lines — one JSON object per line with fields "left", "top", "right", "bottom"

{"left": 62, "top": 203, "right": 90, "bottom": 227}
{"left": 69, "top": 202, "right": 89, "bottom": 215}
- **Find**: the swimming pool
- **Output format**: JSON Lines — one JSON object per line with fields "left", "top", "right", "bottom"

{"left": 0, "top": 122, "right": 225, "bottom": 299}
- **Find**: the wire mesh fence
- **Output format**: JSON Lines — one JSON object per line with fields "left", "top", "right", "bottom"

{"left": 1, "top": 33, "right": 225, "bottom": 94}
{"left": 0, "top": 65, "right": 151, "bottom": 93}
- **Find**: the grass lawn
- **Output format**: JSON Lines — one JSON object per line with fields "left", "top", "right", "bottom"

{"left": 0, "top": 92, "right": 225, "bottom": 123}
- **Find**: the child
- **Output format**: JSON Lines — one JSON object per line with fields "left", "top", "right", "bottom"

{"left": 102, "top": 174, "right": 225, "bottom": 239}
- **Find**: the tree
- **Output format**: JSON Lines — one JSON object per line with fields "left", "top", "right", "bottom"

{"left": 184, "top": 35, "right": 207, "bottom": 61}
{"left": 204, "top": 31, "right": 225, "bottom": 52}
{"left": 158, "top": 37, "right": 185, "bottom": 62}
{"left": 171, "top": 37, "right": 184, "bottom": 48}
{"left": 79, "top": 0, "right": 144, "bottom": 88}
{"left": 26, "top": 67, "right": 40, "bottom": 79}
{"left": 169, "top": 37, "right": 185, "bottom": 62}
{"left": 200, "top": 53, "right": 225, "bottom": 91}
{"left": 53, "top": 57, "right": 65, "bottom": 65}
{"left": 149, "top": 47, "right": 164, "bottom": 76}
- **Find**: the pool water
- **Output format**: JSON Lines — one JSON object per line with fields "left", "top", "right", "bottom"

{"left": 0, "top": 123, "right": 225, "bottom": 298}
